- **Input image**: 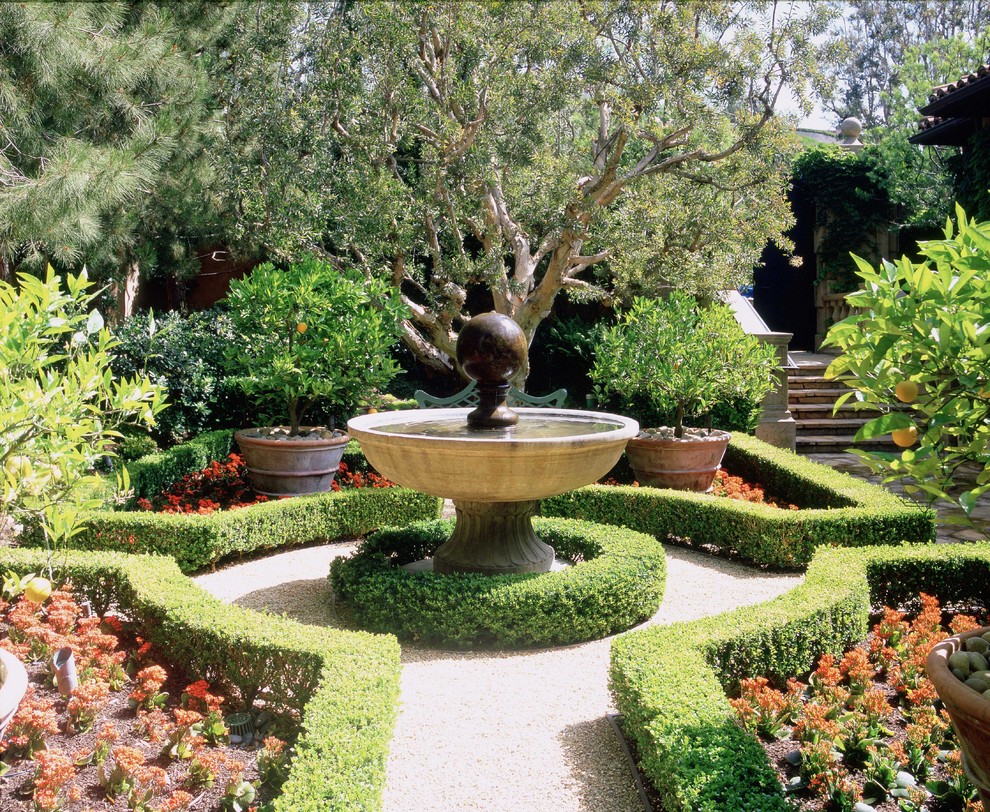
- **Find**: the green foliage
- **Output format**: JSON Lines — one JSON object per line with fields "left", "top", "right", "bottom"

{"left": 950, "top": 128, "right": 990, "bottom": 224}
{"left": 330, "top": 517, "right": 666, "bottom": 647}
{"left": 590, "top": 294, "right": 777, "bottom": 436}
{"left": 218, "top": 1, "right": 835, "bottom": 375}
{"left": 0, "top": 546, "right": 400, "bottom": 812}
{"left": 611, "top": 542, "right": 990, "bottom": 812}
{"left": 543, "top": 434, "right": 935, "bottom": 569}
{"left": 0, "top": 3, "right": 237, "bottom": 282}
{"left": 791, "top": 146, "right": 900, "bottom": 292}
{"left": 823, "top": 207, "right": 990, "bottom": 529}
{"left": 0, "top": 268, "right": 164, "bottom": 566}
{"left": 223, "top": 257, "right": 407, "bottom": 434}
{"left": 110, "top": 309, "right": 243, "bottom": 447}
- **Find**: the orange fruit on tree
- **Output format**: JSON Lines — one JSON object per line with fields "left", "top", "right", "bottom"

{"left": 892, "top": 425, "right": 918, "bottom": 448}
{"left": 894, "top": 380, "right": 918, "bottom": 403}
{"left": 24, "top": 576, "right": 52, "bottom": 604}
{"left": 296, "top": 322, "right": 307, "bottom": 333}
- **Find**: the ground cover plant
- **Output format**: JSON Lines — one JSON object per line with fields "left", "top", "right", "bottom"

{"left": 602, "top": 467, "right": 799, "bottom": 510}
{"left": 0, "top": 582, "right": 289, "bottom": 811}
{"left": 731, "top": 593, "right": 983, "bottom": 811}
{"left": 133, "top": 454, "right": 394, "bottom": 515}
{"left": 0, "top": 547, "right": 401, "bottom": 811}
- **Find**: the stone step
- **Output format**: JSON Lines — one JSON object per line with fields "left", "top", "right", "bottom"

{"left": 787, "top": 375, "right": 855, "bottom": 391}
{"left": 789, "top": 388, "right": 861, "bottom": 403}
{"left": 789, "top": 403, "right": 883, "bottom": 418}
{"left": 795, "top": 417, "right": 872, "bottom": 436}
{"left": 795, "top": 434, "right": 898, "bottom": 453}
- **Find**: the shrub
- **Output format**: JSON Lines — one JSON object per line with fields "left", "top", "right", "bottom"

{"left": 223, "top": 257, "right": 407, "bottom": 434}
{"left": 0, "top": 267, "right": 164, "bottom": 563}
{"left": 543, "top": 433, "right": 935, "bottom": 568}
{"left": 110, "top": 309, "right": 244, "bottom": 447}
{"left": 330, "top": 517, "right": 667, "bottom": 647}
{"left": 0, "top": 547, "right": 400, "bottom": 812}
{"left": 610, "top": 543, "right": 990, "bottom": 812}
{"left": 591, "top": 293, "right": 777, "bottom": 435}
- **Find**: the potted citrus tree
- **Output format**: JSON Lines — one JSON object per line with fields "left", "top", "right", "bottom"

{"left": 590, "top": 292, "right": 777, "bottom": 491}
{"left": 224, "top": 257, "right": 406, "bottom": 495}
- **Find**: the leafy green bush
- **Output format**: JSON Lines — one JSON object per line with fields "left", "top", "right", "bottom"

{"left": 330, "top": 517, "right": 666, "bottom": 647}
{"left": 543, "top": 434, "right": 935, "bottom": 568}
{"left": 824, "top": 207, "right": 990, "bottom": 528}
{"left": 0, "top": 268, "right": 164, "bottom": 562}
{"left": 110, "top": 309, "right": 244, "bottom": 447}
{"left": 591, "top": 293, "right": 777, "bottom": 434}
{"left": 223, "top": 257, "right": 407, "bottom": 434}
{"left": 611, "top": 543, "right": 990, "bottom": 811}
{"left": 0, "top": 547, "right": 400, "bottom": 812}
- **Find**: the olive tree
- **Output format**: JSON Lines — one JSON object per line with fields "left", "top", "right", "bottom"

{"left": 221, "top": 0, "right": 836, "bottom": 377}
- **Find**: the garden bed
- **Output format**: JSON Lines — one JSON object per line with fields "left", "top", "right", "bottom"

{"left": 544, "top": 433, "right": 936, "bottom": 569}
{"left": 732, "top": 594, "right": 984, "bottom": 811}
{"left": 611, "top": 543, "right": 990, "bottom": 812}
{"left": 0, "top": 547, "right": 400, "bottom": 812}
{"left": 0, "top": 585, "right": 285, "bottom": 811}
{"left": 22, "top": 431, "right": 441, "bottom": 573}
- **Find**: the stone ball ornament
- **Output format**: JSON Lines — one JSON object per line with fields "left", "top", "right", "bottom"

{"left": 456, "top": 312, "right": 528, "bottom": 385}
{"left": 456, "top": 312, "right": 529, "bottom": 428}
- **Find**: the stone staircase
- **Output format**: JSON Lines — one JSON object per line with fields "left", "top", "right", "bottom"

{"left": 788, "top": 360, "right": 896, "bottom": 453}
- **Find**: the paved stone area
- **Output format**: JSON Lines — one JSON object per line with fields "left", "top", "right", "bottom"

{"left": 806, "top": 452, "right": 989, "bottom": 543}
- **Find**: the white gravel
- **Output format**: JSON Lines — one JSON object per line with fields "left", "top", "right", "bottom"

{"left": 194, "top": 539, "right": 803, "bottom": 812}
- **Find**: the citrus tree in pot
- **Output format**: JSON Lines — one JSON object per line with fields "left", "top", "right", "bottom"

{"left": 590, "top": 292, "right": 777, "bottom": 491}
{"left": 224, "top": 257, "right": 406, "bottom": 496}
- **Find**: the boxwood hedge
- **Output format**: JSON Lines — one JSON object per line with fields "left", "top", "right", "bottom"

{"left": 0, "top": 547, "right": 400, "bottom": 812}
{"left": 543, "top": 433, "right": 936, "bottom": 568}
{"left": 24, "top": 431, "right": 441, "bottom": 573}
{"left": 330, "top": 517, "right": 667, "bottom": 647}
{"left": 612, "top": 543, "right": 990, "bottom": 812}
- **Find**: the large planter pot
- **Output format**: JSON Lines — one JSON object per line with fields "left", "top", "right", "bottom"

{"left": 234, "top": 427, "right": 350, "bottom": 496}
{"left": 0, "top": 648, "right": 28, "bottom": 740}
{"left": 928, "top": 627, "right": 990, "bottom": 810}
{"left": 625, "top": 428, "right": 731, "bottom": 492}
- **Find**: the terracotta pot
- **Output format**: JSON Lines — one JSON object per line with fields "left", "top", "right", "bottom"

{"left": 928, "top": 626, "right": 990, "bottom": 810}
{"left": 625, "top": 429, "right": 731, "bottom": 492}
{"left": 0, "top": 648, "right": 28, "bottom": 741}
{"left": 234, "top": 427, "right": 350, "bottom": 496}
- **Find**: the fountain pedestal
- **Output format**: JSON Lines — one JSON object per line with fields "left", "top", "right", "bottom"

{"left": 434, "top": 500, "right": 552, "bottom": 575}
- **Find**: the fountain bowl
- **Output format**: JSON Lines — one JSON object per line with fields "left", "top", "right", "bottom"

{"left": 346, "top": 407, "right": 639, "bottom": 503}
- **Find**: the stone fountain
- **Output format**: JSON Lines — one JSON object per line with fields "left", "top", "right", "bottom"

{"left": 347, "top": 312, "right": 639, "bottom": 575}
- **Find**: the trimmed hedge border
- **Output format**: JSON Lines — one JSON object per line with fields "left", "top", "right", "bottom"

{"left": 330, "top": 517, "right": 667, "bottom": 647}
{"left": 612, "top": 543, "right": 990, "bottom": 811}
{"left": 0, "top": 547, "right": 400, "bottom": 811}
{"left": 543, "top": 433, "right": 936, "bottom": 568}
{"left": 24, "top": 431, "right": 442, "bottom": 573}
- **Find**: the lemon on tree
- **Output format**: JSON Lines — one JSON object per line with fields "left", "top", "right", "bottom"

{"left": 24, "top": 576, "right": 51, "bottom": 604}
{"left": 892, "top": 425, "right": 918, "bottom": 448}
{"left": 894, "top": 380, "right": 918, "bottom": 404}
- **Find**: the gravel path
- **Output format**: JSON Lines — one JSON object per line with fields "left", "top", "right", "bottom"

{"left": 194, "top": 539, "right": 802, "bottom": 812}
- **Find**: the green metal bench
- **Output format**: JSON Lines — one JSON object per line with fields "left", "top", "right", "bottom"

{"left": 413, "top": 381, "right": 567, "bottom": 409}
